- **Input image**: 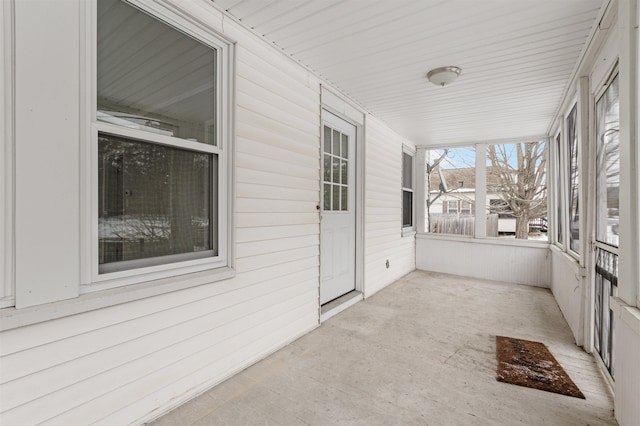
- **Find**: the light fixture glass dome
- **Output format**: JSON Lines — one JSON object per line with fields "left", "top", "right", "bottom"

{"left": 426, "top": 66, "right": 462, "bottom": 87}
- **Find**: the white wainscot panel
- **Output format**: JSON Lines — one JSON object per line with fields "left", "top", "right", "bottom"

{"left": 416, "top": 236, "right": 550, "bottom": 288}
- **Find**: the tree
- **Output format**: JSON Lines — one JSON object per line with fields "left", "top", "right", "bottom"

{"left": 487, "top": 142, "right": 547, "bottom": 239}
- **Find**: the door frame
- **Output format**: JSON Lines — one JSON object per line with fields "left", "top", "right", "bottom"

{"left": 319, "top": 87, "right": 365, "bottom": 320}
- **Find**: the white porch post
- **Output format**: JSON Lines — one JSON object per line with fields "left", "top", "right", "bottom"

{"left": 618, "top": 0, "right": 639, "bottom": 307}
{"left": 415, "top": 146, "right": 427, "bottom": 233}
{"left": 475, "top": 144, "right": 487, "bottom": 238}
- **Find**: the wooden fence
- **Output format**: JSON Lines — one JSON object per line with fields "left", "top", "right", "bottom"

{"left": 429, "top": 213, "right": 499, "bottom": 237}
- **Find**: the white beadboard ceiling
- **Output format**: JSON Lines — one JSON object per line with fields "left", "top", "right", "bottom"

{"left": 210, "top": 0, "right": 604, "bottom": 146}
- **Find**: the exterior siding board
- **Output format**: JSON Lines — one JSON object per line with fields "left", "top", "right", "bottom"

{"left": 364, "top": 116, "right": 416, "bottom": 297}
{"left": 0, "top": 1, "right": 323, "bottom": 423}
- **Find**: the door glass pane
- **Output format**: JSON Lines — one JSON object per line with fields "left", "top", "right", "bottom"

{"left": 341, "top": 134, "right": 348, "bottom": 159}
{"left": 341, "top": 186, "right": 348, "bottom": 211}
{"left": 332, "top": 184, "right": 340, "bottom": 210}
{"left": 97, "top": 0, "right": 216, "bottom": 145}
{"left": 323, "top": 183, "right": 331, "bottom": 210}
{"left": 323, "top": 154, "right": 331, "bottom": 182}
{"left": 98, "top": 133, "right": 214, "bottom": 271}
{"left": 341, "top": 160, "right": 348, "bottom": 185}
{"left": 332, "top": 157, "right": 340, "bottom": 184}
{"left": 332, "top": 130, "right": 340, "bottom": 155}
{"left": 595, "top": 75, "right": 620, "bottom": 247}
{"left": 323, "top": 126, "right": 331, "bottom": 154}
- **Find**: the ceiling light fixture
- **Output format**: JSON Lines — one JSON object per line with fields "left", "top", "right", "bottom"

{"left": 426, "top": 66, "right": 462, "bottom": 87}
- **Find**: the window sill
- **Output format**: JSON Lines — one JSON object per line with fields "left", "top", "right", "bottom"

{"left": 416, "top": 232, "right": 550, "bottom": 249}
{"left": 611, "top": 297, "right": 640, "bottom": 337}
{"left": 402, "top": 228, "right": 416, "bottom": 238}
{"left": 0, "top": 266, "right": 235, "bottom": 331}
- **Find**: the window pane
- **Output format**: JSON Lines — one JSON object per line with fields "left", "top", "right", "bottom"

{"left": 596, "top": 75, "right": 620, "bottom": 247}
{"left": 403, "top": 191, "right": 413, "bottom": 227}
{"left": 332, "top": 184, "right": 339, "bottom": 210}
{"left": 323, "top": 126, "right": 331, "bottom": 154}
{"left": 341, "top": 159, "right": 348, "bottom": 185}
{"left": 402, "top": 152, "right": 413, "bottom": 189}
{"left": 323, "top": 154, "right": 331, "bottom": 182}
{"left": 97, "top": 0, "right": 216, "bottom": 144}
{"left": 323, "top": 183, "right": 331, "bottom": 211}
{"left": 426, "top": 147, "right": 475, "bottom": 236}
{"left": 332, "top": 157, "right": 340, "bottom": 184}
{"left": 341, "top": 186, "right": 348, "bottom": 211}
{"left": 567, "top": 105, "right": 580, "bottom": 254}
{"left": 487, "top": 141, "right": 547, "bottom": 241}
{"left": 98, "top": 133, "right": 214, "bottom": 272}
{"left": 332, "top": 130, "right": 340, "bottom": 155}
{"left": 341, "top": 134, "right": 348, "bottom": 159}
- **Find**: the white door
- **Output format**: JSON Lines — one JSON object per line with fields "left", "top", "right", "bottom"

{"left": 320, "top": 111, "right": 356, "bottom": 304}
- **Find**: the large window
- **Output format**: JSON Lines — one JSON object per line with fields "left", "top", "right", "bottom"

{"left": 425, "top": 143, "right": 547, "bottom": 240}
{"left": 96, "top": 0, "right": 227, "bottom": 276}
{"left": 402, "top": 149, "right": 414, "bottom": 228}
{"left": 595, "top": 74, "right": 619, "bottom": 248}
{"left": 426, "top": 147, "right": 476, "bottom": 236}
{"left": 487, "top": 142, "right": 547, "bottom": 241}
{"left": 567, "top": 104, "right": 581, "bottom": 254}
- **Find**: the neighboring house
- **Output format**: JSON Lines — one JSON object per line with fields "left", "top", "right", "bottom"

{"left": 427, "top": 166, "right": 538, "bottom": 236}
{"left": 0, "top": 1, "right": 638, "bottom": 426}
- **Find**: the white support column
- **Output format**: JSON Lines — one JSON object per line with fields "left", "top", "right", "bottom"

{"left": 618, "top": 0, "right": 639, "bottom": 307}
{"left": 475, "top": 144, "right": 487, "bottom": 238}
{"left": 415, "top": 147, "right": 427, "bottom": 233}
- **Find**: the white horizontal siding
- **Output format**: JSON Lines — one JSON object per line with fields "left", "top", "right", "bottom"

{"left": 0, "top": 0, "right": 324, "bottom": 423}
{"left": 363, "top": 115, "right": 416, "bottom": 297}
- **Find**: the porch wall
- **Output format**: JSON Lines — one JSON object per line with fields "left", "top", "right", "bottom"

{"left": 549, "top": 246, "right": 584, "bottom": 344}
{"left": 0, "top": 1, "right": 414, "bottom": 424}
{"left": 415, "top": 236, "right": 551, "bottom": 287}
{"left": 364, "top": 115, "right": 417, "bottom": 297}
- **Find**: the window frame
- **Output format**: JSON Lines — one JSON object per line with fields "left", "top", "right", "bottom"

{"left": 85, "top": 0, "right": 235, "bottom": 292}
{"left": 402, "top": 145, "right": 415, "bottom": 231}
{"left": 424, "top": 141, "right": 549, "bottom": 243}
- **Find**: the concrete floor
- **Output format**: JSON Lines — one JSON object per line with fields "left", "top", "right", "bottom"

{"left": 151, "top": 270, "right": 616, "bottom": 425}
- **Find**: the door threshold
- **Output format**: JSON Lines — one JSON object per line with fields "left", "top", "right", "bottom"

{"left": 320, "top": 290, "right": 363, "bottom": 322}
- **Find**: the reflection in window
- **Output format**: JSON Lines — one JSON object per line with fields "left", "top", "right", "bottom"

{"left": 487, "top": 141, "right": 547, "bottom": 240}
{"left": 426, "top": 147, "right": 476, "bottom": 236}
{"left": 98, "top": 134, "right": 215, "bottom": 273}
{"left": 555, "top": 133, "right": 564, "bottom": 245}
{"left": 595, "top": 75, "right": 619, "bottom": 247}
{"left": 567, "top": 105, "right": 580, "bottom": 254}
{"left": 97, "top": 0, "right": 217, "bottom": 145}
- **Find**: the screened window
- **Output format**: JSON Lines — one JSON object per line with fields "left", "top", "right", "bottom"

{"left": 426, "top": 147, "right": 476, "bottom": 236}
{"left": 567, "top": 105, "right": 581, "bottom": 254}
{"left": 487, "top": 142, "right": 547, "bottom": 241}
{"left": 595, "top": 74, "right": 620, "bottom": 247}
{"left": 402, "top": 150, "right": 414, "bottom": 227}
{"left": 97, "top": 0, "right": 224, "bottom": 274}
{"left": 555, "top": 132, "right": 564, "bottom": 245}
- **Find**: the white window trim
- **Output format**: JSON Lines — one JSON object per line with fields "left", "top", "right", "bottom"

{"left": 82, "top": 0, "right": 236, "bottom": 293}
{"left": 402, "top": 145, "right": 415, "bottom": 234}
{"left": 1, "top": 0, "right": 15, "bottom": 308}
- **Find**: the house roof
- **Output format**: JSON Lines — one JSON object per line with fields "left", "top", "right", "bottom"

{"left": 210, "top": 0, "right": 604, "bottom": 146}
{"left": 429, "top": 166, "right": 502, "bottom": 192}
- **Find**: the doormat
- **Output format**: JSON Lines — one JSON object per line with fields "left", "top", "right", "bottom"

{"left": 496, "top": 336, "right": 585, "bottom": 399}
